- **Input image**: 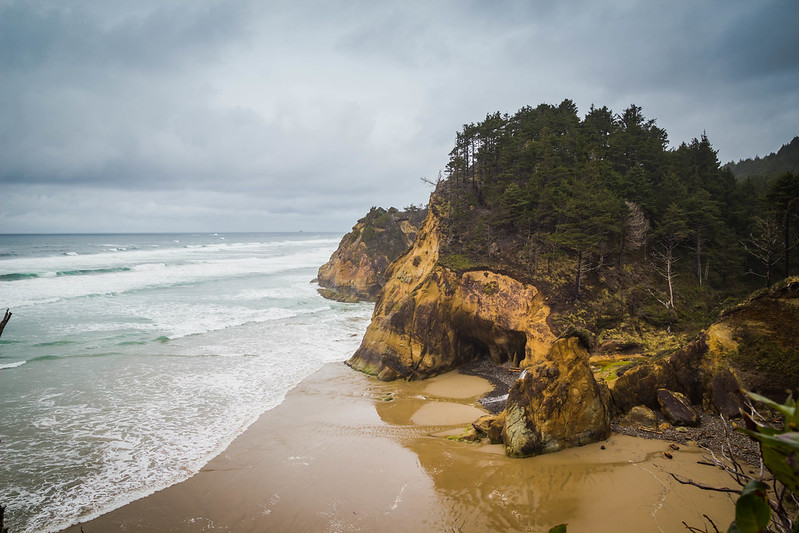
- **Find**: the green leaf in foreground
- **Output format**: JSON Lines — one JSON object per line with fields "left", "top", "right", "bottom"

{"left": 547, "top": 525, "right": 567, "bottom": 533}
{"left": 745, "top": 391, "right": 798, "bottom": 428}
{"left": 733, "top": 482, "right": 770, "bottom": 532}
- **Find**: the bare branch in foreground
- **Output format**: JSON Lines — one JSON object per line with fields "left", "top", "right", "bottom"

{"left": 669, "top": 472, "right": 740, "bottom": 494}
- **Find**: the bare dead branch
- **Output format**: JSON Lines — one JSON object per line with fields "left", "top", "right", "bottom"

{"left": 669, "top": 473, "right": 740, "bottom": 494}
{"left": 0, "top": 308, "right": 11, "bottom": 339}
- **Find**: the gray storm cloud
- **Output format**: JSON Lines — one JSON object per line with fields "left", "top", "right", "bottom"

{"left": 1, "top": 0, "right": 797, "bottom": 233}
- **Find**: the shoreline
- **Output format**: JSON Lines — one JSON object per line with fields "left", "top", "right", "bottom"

{"left": 61, "top": 361, "right": 738, "bottom": 533}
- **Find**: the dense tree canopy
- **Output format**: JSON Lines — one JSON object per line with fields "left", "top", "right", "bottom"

{"left": 434, "top": 100, "right": 799, "bottom": 333}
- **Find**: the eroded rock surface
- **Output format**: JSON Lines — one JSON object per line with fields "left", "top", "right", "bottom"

{"left": 317, "top": 207, "right": 425, "bottom": 302}
{"left": 347, "top": 204, "right": 556, "bottom": 380}
{"left": 501, "top": 336, "right": 610, "bottom": 457}
{"left": 611, "top": 278, "right": 799, "bottom": 416}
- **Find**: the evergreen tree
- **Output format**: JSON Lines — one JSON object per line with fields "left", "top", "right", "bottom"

{"left": 766, "top": 173, "right": 799, "bottom": 279}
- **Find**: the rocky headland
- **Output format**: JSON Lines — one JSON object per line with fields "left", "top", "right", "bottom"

{"left": 337, "top": 195, "right": 799, "bottom": 459}
{"left": 334, "top": 102, "right": 799, "bottom": 464}
{"left": 316, "top": 206, "right": 426, "bottom": 302}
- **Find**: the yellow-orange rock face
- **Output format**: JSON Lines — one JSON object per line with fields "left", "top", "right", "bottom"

{"left": 317, "top": 208, "right": 422, "bottom": 302}
{"left": 502, "top": 336, "right": 610, "bottom": 457}
{"left": 347, "top": 208, "right": 556, "bottom": 380}
{"left": 317, "top": 243, "right": 387, "bottom": 302}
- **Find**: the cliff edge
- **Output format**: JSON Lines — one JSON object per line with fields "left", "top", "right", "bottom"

{"left": 317, "top": 206, "right": 425, "bottom": 302}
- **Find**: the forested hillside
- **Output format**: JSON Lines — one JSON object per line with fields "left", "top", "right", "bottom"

{"left": 433, "top": 100, "right": 799, "bottom": 342}
{"left": 726, "top": 136, "right": 799, "bottom": 180}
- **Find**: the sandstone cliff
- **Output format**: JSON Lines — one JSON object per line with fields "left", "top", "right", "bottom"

{"left": 317, "top": 206, "right": 425, "bottom": 302}
{"left": 346, "top": 200, "right": 556, "bottom": 381}
{"left": 611, "top": 277, "right": 799, "bottom": 415}
{"left": 342, "top": 207, "right": 611, "bottom": 456}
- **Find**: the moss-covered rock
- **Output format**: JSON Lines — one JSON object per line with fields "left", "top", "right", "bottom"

{"left": 472, "top": 412, "right": 506, "bottom": 444}
{"left": 611, "top": 277, "right": 799, "bottom": 416}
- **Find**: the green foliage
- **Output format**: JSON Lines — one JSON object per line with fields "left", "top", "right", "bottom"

{"left": 740, "top": 392, "right": 799, "bottom": 494}
{"left": 731, "top": 330, "right": 799, "bottom": 392}
{"left": 547, "top": 525, "right": 567, "bottom": 533}
{"left": 727, "top": 137, "right": 799, "bottom": 180}
{"left": 640, "top": 303, "right": 679, "bottom": 328}
{"left": 360, "top": 225, "right": 376, "bottom": 244}
{"left": 439, "top": 254, "right": 478, "bottom": 271}
{"left": 351, "top": 205, "right": 429, "bottom": 263}
{"left": 433, "top": 99, "right": 795, "bottom": 343}
{"left": 729, "top": 480, "right": 771, "bottom": 533}
{"left": 721, "top": 392, "right": 799, "bottom": 533}
{"left": 481, "top": 280, "right": 499, "bottom": 295}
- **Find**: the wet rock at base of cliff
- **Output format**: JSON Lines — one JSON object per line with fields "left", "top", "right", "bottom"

{"left": 472, "top": 413, "right": 505, "bottom": 444}
{"left": 501, "top": 336, "right": 610, "bottom": 458}
{"left": 657, "top": 389, "right": 700, "bottom": 427}
{"left": 617, "top": 405, "right": 658, "bottom": 429}
{"left": 316, "top": 288, "right": 360, "bottom": 303}
{"left": 711, "top": 369, "right": 744, "bottom": 418}
{"left": 610, "top": 362, "right": 676, "bottom": 415}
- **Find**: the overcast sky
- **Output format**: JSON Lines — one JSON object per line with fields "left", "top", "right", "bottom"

{"left": 1, "top": 1, "right": 797, "bottom": 234}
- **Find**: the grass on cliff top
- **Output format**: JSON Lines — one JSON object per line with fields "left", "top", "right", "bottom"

{"left": 438, "top": 253, "right": 480, "bottom": 271}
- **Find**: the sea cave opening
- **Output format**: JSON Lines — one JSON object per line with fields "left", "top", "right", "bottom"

{"left": 456, "top": 318, "right": 527, "bottom": 368}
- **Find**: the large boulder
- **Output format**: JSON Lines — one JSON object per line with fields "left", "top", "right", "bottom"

{"left": 472, "top": 412, "right": 506, "bottom": 444}
{"left": 617, "top": 405, "right": 658, "bottom": 429}
{"left": 610, "top": 361, "right": 676, "bottom": 414}
{"left": 711, "top": 369, "right": 744, "bottom": 418}
{"left": 501, "top": 336, "right": 610, "bottom": 457}
{"left": 656, "top": 389, "right": 700, "bottom": 427}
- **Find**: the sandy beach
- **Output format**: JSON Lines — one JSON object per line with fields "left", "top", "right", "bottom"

{"left": 62, "top": 363, "right": 738, "bottom": 532}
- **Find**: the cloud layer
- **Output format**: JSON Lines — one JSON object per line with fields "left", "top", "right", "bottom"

{"left": 2, "top": 0, "right": 797, "bottom": 233}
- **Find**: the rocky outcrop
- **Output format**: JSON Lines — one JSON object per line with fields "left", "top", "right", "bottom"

{"left": 473, "top": 413, "right": 506, "bottom": 444}
{"left": 611, "top": 278, "right": 799, "bottom": 416}
{"left": 656, "top": 389, "right": 700, "bottom": 426}
{"left": 618, "top": 405, "right": 658, "bottom": 429}
{"left": 317, "top": 206, "right": 425, "bottom": 302}
{"left": 346, "top": 202, "right": 556, "bottom": 381}
{"left": 501, "top": 336, "right": 610, "bottom": 457}
{"left": 711, "top": 369, "right": 744, "bottom": 418}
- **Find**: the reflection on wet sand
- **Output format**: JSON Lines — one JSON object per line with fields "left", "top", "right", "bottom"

{"left": 63, "top": 363, "right": 735, "bottom": 533}
{"left": 374, "top": 368, "right": 736, "bottom": 533}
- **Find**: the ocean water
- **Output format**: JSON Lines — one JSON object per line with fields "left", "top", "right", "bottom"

{"left": 0, "top": 233, "right": 373, "bottom": 533}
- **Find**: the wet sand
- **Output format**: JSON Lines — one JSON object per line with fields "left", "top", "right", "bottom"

{"left": 63, "top": 363, "right": 737, "bottom": 532}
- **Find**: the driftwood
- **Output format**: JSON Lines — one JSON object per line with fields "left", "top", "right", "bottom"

{"left": 0, "top": 309, "right": 10, "bottom": 338}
